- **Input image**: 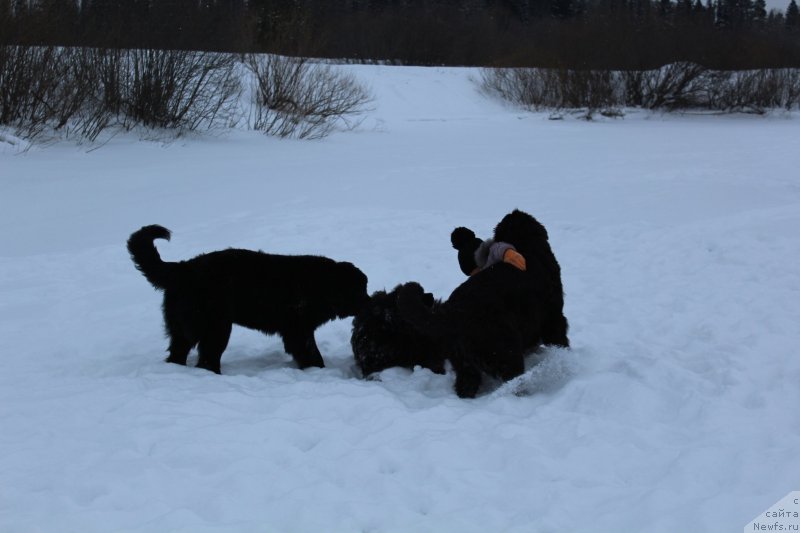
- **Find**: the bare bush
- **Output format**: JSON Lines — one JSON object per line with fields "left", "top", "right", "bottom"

{"left": 483, "top": 63, "right": 800, "bottom": 114}
{"left": 627, "top": 62, "right": 709, "bottom": 110}
{"left": 555, "top": 69, "right": 622, "bottom": 113}
{"left": 479, "top": 68, "right": 547, "bottom": 109}
{"left": 630, "top": 65, "right": 800, "bottom": 111}
{"left": 1, "top": 46, "right": 242, "bottom": 142}
{"left": 104, "top": 49, "right": 241, "bottom": 132}
{"left": 0, "top": 47, "right": 111, "bottom": 141}
{"left": 480, "top": 67, "right": 623, "bottom": 117}
{"left": 246, "top": 54, "right": 372, "bottom": 139}
{"left": 705, "top": 69, "right": 800, "bottom": 112}
{"left": 1, "top": 46, "right": 73, "bottom": 139}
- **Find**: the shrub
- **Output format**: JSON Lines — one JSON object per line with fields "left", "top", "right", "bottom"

{"left": 98, "top": 48, "right": 241, "bottom": 132}
{"left": 0, "top": 46, "right": 241, "bottom": 142}
{"left": 480, "top": 67, "right": 624, "bottom": 117}
{"left": 482, "top": 63, "right": 800, "bottom": 114}
{"left": 246, "top": 54, "right": 372, "bottom": 139}
{"left": 0, "top": 46, "right": 84, "bottom": 139}
{"left": 626, "top": 62, "right": 709, "bottom": 110}
{"left": 705, "top": 69, "right": 800, "bottom": 112}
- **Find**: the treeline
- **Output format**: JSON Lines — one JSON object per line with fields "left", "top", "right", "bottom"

{"left": 1, "top": 0, "right": 800, "bottom": 67}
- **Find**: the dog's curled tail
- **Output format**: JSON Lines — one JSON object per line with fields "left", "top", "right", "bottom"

{"left": 127, "top": 224, "right": 174, "bottom": 290}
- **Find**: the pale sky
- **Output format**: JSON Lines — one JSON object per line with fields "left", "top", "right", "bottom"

{"left": 766, "top": 0, "right": 792, "bottom": 12}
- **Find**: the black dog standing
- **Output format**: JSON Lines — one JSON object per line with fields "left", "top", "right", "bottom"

{"left": 128, "top": 225, "right": 369, "bottom": 374}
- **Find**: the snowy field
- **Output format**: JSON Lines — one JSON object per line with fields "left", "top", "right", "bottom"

{"left": 1, "top": 65, "right": 799, "bottom": 532}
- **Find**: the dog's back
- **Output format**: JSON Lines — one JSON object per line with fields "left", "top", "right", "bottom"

{"left": 396, "top": 264, "right": 547, "bottom": 397}
{"left": 179, "top": 249, "right": 367, "bottom": 332}
{"left": 440, "top": 263, "right": 546, "bottom": 350}
{"left": 493, "top": 209, "right": 569, "bottom": 348}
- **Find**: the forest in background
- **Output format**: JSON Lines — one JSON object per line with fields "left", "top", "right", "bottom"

{"left": 1, "top": 0, "right": 800, "bottom": 68}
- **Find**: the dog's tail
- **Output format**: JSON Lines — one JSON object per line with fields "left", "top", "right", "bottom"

{"left": 127, "top": 225, "right": 175, "bottom": 290}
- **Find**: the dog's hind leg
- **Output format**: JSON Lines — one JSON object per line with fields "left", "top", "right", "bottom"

{"left": 453, "top": 363, "right": 482, "bottom": 399}
{"left": 282, "top": 330, "right": 325, "bottom": 369}
{"left": 166, "top": 336, "right": 194, "bottom": 366}
{"left": 496, "top": 332, "right": 527, "bottom": 382}
{"left": 163, "top": 312, "right": 195, "bottom": 366}
{"left": 541, "top": 313, "right": 570, "bottom": 348}
{"left": 196, "top": 321, "right": 232, "bottom": 374}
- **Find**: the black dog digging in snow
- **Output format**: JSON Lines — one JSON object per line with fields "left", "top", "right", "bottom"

{"left": 351, "top": 283, "right": 446, "bottom": 377}
{"left": 127, "top": 225, "right": 369, "bottom": 373}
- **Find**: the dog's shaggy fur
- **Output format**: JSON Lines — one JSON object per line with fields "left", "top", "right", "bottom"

{"left": 491, "top": 208, "right": 569, "bottom": 348}
{"left": 351, "top": 285, "right": 445, "bottom": 377}
{"left": 395, "top": 264, "right": 548, "bottom": 398}
{"left": 349, "top": 209, "right": 568, "bottom": 395}
{"left": 395, "top": 209, "right": 569, "bottom": 398}
{"left": 128, "top": 225, "right": 369, "bottom": 374}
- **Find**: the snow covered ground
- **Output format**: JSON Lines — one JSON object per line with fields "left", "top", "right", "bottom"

{"left": 1, "top": 65, "right": 799, "bottom": 532}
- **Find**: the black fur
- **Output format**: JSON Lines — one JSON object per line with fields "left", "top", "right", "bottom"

{"left": 351, "top": 284, "right": 445, "bottom": 377}
{"left": 396, "top": 263, "right": 548, "bottom": 398}
{"left": 128, "top": 224, "right": 369, "bottom": 374}
{"left": 394, "top": 209, "right": 569, "bottom": 398}
{"left": 492, "top": 209, "right": 569, "bottom": 348}
{"left": 349, "top": 209, "right": 568, "bottom": 396}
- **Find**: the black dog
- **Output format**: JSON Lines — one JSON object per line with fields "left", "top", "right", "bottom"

{"left": 395, "top": 209, "right": 569, "bottom": 398}
{"left": 128, "top": 225, "right": 369, "bottom": 374}
{"left": 351, "top": 285, "right": 445, "bottom": 377}
{"left": 395, "top": 263, "right": 547, "bottom": 398}
{"left": 350, "top": 210, "right": 568, "bottom": 393}
{"left": 397, "top": 263, "right": 542, "bottom": 398}
{"left": 452, "top": 209, "right": 569, "bottom": 349}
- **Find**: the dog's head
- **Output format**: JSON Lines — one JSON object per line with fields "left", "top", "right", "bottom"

{"left": 333, "top": 262, "right": 370, "bottom": 318}
{"left": 351, "top": 282, "right": 442, "bottom": 376}
{"left": 356, "top": 283, "right": 436, "bottom": 330}
{"left": 394, "top": 282, "right": 436, "bottom": 310}
{"left": 494, "top": 209, "right": 564, "bottom": 293}
{"left": 493, "top": 209, "right": 549, "bottom": 248}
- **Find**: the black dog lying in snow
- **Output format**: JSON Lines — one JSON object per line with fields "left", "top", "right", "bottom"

{"left": 128, "top": 225, "right": 369, "bottom": 373}
{"left": 353, "top": 209, "right": 568, "bottom": 397}
{"left": 351, "top": 284, "right": 445, "bottom": 377}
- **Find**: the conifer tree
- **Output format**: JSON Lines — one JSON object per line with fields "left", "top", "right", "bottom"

{"left": 552, "top": 0, "right": 573, "bottom": 19}
{"left": 787, "top": 0, "right": 799, "bottom": 27}
{"left": 751, "top": 0, "right": 766, "bottom": 24}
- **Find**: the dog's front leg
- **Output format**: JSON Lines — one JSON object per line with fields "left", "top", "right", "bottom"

{"left": 166, "top": 336, "right": 193, "bottom": 366}
{"left": 453, "top": 363, "right": 482, "bottom": 399}
{"left": 282, "top": 330, "right": 325, "bottom": 369}
{"left": 196, "top": 321, "right": 232, "bottom": 374}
